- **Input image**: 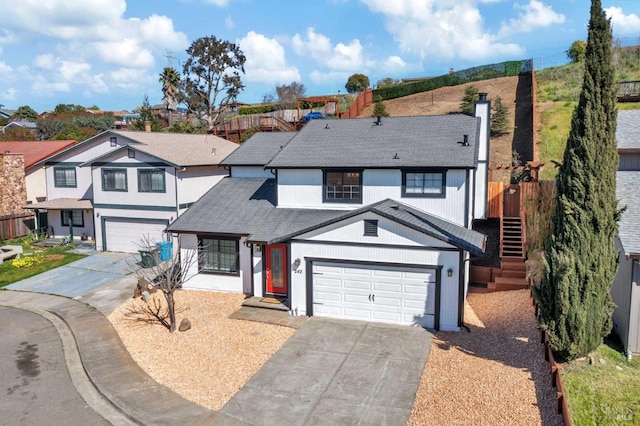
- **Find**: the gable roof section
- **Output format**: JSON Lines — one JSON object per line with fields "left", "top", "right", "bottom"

{"left": 617, "top": 171, "right": 640, "bottom": 257}
{"left": 168, "top": 177, "right": 486, "bottom": 255}
{"left": 266, "top": 114, "right": 481, "bottom": 169}
{"left": 617, "top": 110, "right": 640, "bottom": 150}
{"left": 34, "top": 130, "right": 238, "bottom": 168}
{"left": 220, "top": 132, "right": 297, "bottom": 166}
{"left": 0, "top": 140, "right": 77, "bottom": 170}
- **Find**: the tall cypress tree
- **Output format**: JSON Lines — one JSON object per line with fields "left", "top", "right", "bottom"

{"left": 535, "top": 0, "right": 619, "bottom": 360}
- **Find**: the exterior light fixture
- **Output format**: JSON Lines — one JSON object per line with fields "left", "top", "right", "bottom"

{"left": 447, "top": 268, "right": 453, "bottom": 277}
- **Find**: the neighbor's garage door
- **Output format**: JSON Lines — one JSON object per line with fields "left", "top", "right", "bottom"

{"left": 104, "top": 219, "right": 168, "bottom": 253}
{"left": 312, "top": 262, "right": 437, "bottom": 328}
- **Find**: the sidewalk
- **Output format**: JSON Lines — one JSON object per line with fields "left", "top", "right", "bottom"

{"left": 0, "top": 290, "right": 245, "bottom": 426}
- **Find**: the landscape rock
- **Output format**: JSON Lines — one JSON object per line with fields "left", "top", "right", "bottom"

{"left": 179, "top": 318, "right": 191, "bottom": 332}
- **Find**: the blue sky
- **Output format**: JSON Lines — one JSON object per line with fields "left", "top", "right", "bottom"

{"left": 0, "top": 0, "right": 639, "bottom": 112}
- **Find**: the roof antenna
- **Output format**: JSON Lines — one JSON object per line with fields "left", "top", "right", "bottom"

{"left": 457, "top": 135, "right": 469, "bottom": 146}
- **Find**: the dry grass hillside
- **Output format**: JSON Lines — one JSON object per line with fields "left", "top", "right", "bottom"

{"left": 359, "top": 77, "right": 521, "bottom": 172}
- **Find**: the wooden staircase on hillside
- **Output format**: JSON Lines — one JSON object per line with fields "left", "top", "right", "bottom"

{"left": 486, "top": 216, "right": 529, "bottom": 291}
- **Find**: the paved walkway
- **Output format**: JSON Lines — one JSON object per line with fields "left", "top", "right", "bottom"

{"left": 222, "top": 317, "right": 433, "bottom": 426}
{"left": 0, "top": 290, "right": 244, "bottom": 425}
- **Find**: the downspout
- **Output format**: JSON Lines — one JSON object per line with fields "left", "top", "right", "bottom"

{"left": 174, "top": 166, "right": 180, "bottom": 228}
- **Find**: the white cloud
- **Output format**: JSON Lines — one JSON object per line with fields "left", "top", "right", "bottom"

{"left": 359, "top": 0, "right": 565, "bottom": 61}
{"left": 31, "top": 77, "right": 70, "bottom": 94}
{"left": 383, "top": 55, "right": 407, "bottom": 71}
{"left": 499, "top": 0, "right": 565, "bottom": 37}
{"left": 33, "top": 54, "right": 55, "bottom": 69}
{"left": 308, "top": 70, "right": 351, "bottom": 85}
{"left": 59, "top": 60, "right": 91, "bottom": 81}
{"left": 94, "top": 38, "right": 156, "bottom": 68}
{"left": 1, "top": 87, "right": 17, "bottom": 101}
{"left": 202, "top": 0, "right": 230, "bottom": 5}
{"left": 238, "top": 31, "right": 301, "bottom": 84}
{"left": 110, "top": 68, "right": 149, "bottom": 90}
{"left": 225, "top": 15, "right": 235, "bottom": 29}
{"left": 292, "top": 28, "right": 366, "bottom": 71}
{"left": 606, "top": 6, "right": 640, "bottom": 35}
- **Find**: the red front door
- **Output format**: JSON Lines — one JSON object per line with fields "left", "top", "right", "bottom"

{"left": 266, "top": 245, "right": 287, "bottom": 295}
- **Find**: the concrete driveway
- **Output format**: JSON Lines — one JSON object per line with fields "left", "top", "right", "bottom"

{"left": 222, "top": 317, "right": 433, "bottom": 426}
{"left": 6, "top": 252, "right": 139, "bottom": 314}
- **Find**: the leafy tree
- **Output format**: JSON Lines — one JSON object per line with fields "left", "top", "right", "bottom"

{"left": 53, "top": 124, "right": 98, "bottom": 141}
{"left": 490, "top": 96, "right": 510, "bottom": 136}
{"left": 132, "top": 95, "right": 161, "bottom": 132}
{"left": 372, "top": 95, "right": 389, "bottom": 117}
{"left": 12, "top": 105, "right": 38, "bottom": 121}
{"left": 159, "top": 66, "right": 181, "bottom": 112}
{"left": 275, "top": 81, "right": 306, "bottom": 109}
{"left": 181, "top": 35, "right": 246, "bottom": 130}
{"left": 376, "top": 77, "right": 401, "bottom": 88}
{"left": 54, "top": 104, "right": 87, "bottom": 114}
{"left": 0, "top": 126, "right": 36, "bottom": 141}
{"left": 168, "top": 120, "right": 206, "bottom": 134}
{"left": 534, "top": 0, "right": 620, "bottom": 361}
{"left": 459, "top": 85, "right": 479, "bottom": 115}
{"left": 566, "top": 40, "right": 587, "bottom": 63}
{"left": 345, "top": 73, "right": 370, "bottom": 93}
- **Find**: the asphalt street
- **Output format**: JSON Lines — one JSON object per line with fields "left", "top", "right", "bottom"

{"left": 0, "top": 306, "right": 108, "bottom": 426}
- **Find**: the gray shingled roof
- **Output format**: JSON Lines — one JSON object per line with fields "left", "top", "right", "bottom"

{"left": 168, "top": 177, "right": 486, "bottom": 255}
{"left": 617, "top": 110, "right": 640, "bottom": 150}
{"left": 617, "top": 171, "right": 640, "bottom": 256}
{"left": 221, "top": 132, "right": 296, "bottom": 166}
{"left": 266, "top": 115, "right": 481, "bottom": 169}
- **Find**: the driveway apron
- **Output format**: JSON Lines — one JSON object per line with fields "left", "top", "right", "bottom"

{"left": 221, "top": 317, "right": 433, "bottom": 426}
{"left": 6, "top": 252, "right": 137, "bottom": 298}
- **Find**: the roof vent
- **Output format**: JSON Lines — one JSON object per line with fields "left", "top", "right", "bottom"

{"left": 325, "top": 124, "right": 330, "bottom": 129}
{"left": 390, "top": 204, "right": 399, "bottom": 210}
{"left": 478, "top": 93, "right": 487, "bottom": 101}
{"left": 211, "top": 148, "right": 216, "bottom": 155}
{"left": 374, "top": 116, "right": 382, "bottom": 125}
{"left": 457, "top": 134, "right": 470, "bottom": 146}
{"left": 392, "top": 153, "right": 399, "bottom": 159}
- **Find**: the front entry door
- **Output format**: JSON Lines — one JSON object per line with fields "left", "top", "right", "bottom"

{"left": 266, "top": 245, "right": 287, "bottom": 295}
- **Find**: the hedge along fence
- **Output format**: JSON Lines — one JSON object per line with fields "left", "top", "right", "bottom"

{"left": 238, "top": 104, "right": 279, "bottom": 115}
{"left": 532, "top": 291, "right": 574, "bottom": 426}
{"left": 374, "top": 59, "right": 534, "bottom": 101}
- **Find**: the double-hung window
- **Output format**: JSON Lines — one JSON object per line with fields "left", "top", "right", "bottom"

{"left": 323, "top": 170, "right": 362, "bottom": 203}
{"left": 138, "top": 169, "right": 165, "bottom": 193}
{"left": 402, "top": 170, "right": 445, "bottom": 197}
{"left": 61, "top": 210, "right": 84, "bottom": 227}
{"left": 198, "top": 236, "right": 239, "bottom": 275}
{"left": 102, "top": 168, "right": 127, "bottom": 191}
{"left": 53, "top": 167, "right": 77, "bottom": 188}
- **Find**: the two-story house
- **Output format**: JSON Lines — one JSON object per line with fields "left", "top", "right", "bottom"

{"left": 25, "top": 131, "right": 238, "bottom": 252}
{"left": 167, "top": 95, "right": 491, "bottom": 331}
{"left": 611, "top": 109, "right": 640, "bottom": 358}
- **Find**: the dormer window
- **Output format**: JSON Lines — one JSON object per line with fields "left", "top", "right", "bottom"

{"left": 323, "top": 170, "right": 362, "bottom": 203}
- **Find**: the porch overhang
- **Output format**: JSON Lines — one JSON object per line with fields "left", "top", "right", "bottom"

{"left": 23, "top": 198, "right": 93, "bottom": 211}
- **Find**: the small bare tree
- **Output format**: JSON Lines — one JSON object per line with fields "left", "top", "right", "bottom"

{"left": 132, "top": 236, "right": 199, "bottom": 332}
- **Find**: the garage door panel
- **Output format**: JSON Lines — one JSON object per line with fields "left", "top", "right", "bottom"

{"left": 312, "top": 262, "right": 438, "bottom": 328}
{"left": 104, "top": 219, "right": 167, "bottom": 253}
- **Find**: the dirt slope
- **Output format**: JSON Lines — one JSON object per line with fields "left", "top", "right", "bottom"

{"left": 359, "top": 77, "right": 521, "bottom": 173}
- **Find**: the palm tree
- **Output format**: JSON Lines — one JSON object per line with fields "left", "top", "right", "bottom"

{"left": 159, "top": 67, "right": 181, "bottom": 125}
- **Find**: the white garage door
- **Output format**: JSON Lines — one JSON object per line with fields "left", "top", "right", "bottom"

{"left": 312, "top": 262, "right": 437, "bottom": 328}
{"left": 104, "top": 219, "right": 168, "bottom": 253}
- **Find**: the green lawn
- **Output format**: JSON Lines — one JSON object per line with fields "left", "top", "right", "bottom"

{"left": 0, "top": 245, "right": 86, "bottom": 288}
{"left": 538, "top": 101, "right": 575, "bottom": 180}
{"left": 562, "top": 339, "right": 640, "bottom": 425}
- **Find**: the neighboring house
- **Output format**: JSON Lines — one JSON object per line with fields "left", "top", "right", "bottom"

{"left": 2, "top": 119, "right": 37, "bottom": 135}
{"left": 0, "top": 109, "right": 15, "bottom": 119}
{"left": 612, "top": 109, "right": 640, "bottom": 358}
{"left": 25, "top": 131, "right": 238, "bottom": 252}
{"left": 168, "top": 95, "right": 491, "bottom": 331}
{"left": 0, "top": 140, "right": 76, "bottom": 222}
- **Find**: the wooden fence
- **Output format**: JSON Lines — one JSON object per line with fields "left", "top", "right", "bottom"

{"left": 0, "top": 212, "right": 34, "bottom": 241}
{"left": 339, "top": 88, "right": 373, "bottom": 119}
{"left": 488, "top": 180, "right": 554, "bottom": 219}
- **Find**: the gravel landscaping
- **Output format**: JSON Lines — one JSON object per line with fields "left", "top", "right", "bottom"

{"left": 409, "top": 289, "right": 563, "bottom": 426}
{"left": 107, "top": 290, "right": 295, "bottom": 410}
